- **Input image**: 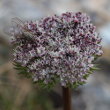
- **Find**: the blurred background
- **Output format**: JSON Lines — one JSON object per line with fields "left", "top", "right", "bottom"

{"left": 0, "top": 0, "right": 110, "bottom": 110}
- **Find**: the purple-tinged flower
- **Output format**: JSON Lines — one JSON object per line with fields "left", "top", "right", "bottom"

{"left": 11, "top": 12, "right": 103, "bottom": 88}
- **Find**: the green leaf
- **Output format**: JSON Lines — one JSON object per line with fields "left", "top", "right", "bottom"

{"left": 90, "top": 67, "right": 100, "bottom": 70}
{"left": 13, "top": 62, "right": 31, "bottom": 78}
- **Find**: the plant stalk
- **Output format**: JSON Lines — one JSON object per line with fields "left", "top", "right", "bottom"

{"left": 62, "top": 87, "right": 72, "bottom": 110}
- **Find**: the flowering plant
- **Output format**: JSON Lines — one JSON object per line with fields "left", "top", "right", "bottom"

{"left": 11, "top": 12, "right": 103, "bottom": 88}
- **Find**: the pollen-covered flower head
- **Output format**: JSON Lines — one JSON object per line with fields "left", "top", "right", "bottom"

{"left": 11, "top": 12, "right": 103, "bottom": 88}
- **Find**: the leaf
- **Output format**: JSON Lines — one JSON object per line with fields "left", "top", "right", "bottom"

{"left": 13, "top": 62, "right": 31, "bottom": 78}
{"left": 83, "top": 74, "right": 90, "bottom": 79}
{"left": 90, "top": 67, "right": 100, "bottom": 70}
{"left": 72, "top": 82, "right": 79, "bottom": 88}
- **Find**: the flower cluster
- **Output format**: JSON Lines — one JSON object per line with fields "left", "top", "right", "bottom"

{"left": 11, "top": 12, "right": 103, "bottom": 87}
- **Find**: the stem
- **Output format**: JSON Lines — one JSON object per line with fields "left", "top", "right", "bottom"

{"left": 62, "top": 87, "right": 72, "bottom": 110}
